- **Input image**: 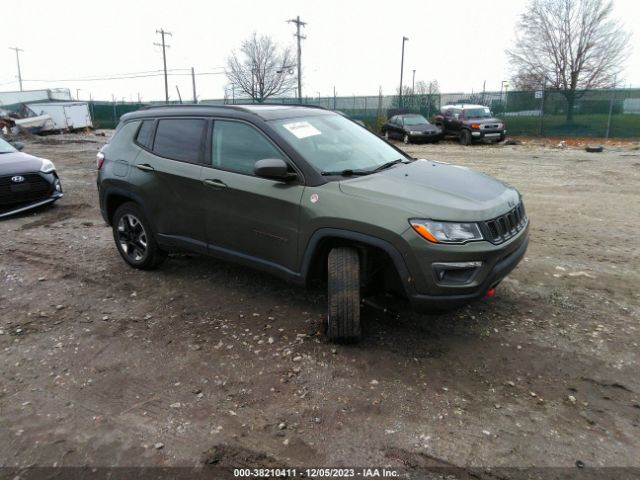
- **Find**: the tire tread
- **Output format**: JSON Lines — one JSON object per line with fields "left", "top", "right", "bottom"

{"left": 327, "top": 247, "right": 361, "bottom": 342}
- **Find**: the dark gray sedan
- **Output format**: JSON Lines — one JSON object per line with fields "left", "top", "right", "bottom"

{"left": 0, "top": 138, "right": 63, "bottom": 218}
{"left": 381, "top": 114, "right": 442, "bottom": 144}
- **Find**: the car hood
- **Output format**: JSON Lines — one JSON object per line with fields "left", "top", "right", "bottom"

{"left": 338, "top": 159, "right": 520, "bottom": 222}
{"left": 405, "top": 123, "right": 439, "bottom": 131}
{"left": 0, "top": 151, "right": 45, "bottom": 176}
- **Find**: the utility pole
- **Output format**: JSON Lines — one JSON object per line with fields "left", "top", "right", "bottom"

{"left": 412, "top": 70, "right": 416, "bottom": 94}
{"left": 399, "top": 36, "right": 408, "bottom": 108}
{"left": 175, "top": 85, "right": 183, "bottom": 104}
{"left": 287, "top": 16, "right": 306, "bottom": 103}
{"left": 154, "top": 29, "right": 172, "bottom": 103}
{"left": 9, "top": 47, "right": 24, "bottom": 91}
{"left": 191, "top": 67, "right": 197, "bottom": 104}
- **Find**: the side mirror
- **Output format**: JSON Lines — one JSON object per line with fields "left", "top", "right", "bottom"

{"left": 13, "top": 141, "right": 25, "bottom": 151}
{"left": 254, "top": 158, "right": 295, "bottom": 181}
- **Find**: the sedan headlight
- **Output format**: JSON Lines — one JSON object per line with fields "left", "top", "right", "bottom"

{"left": 40, "top": 159, "right": 56, "bottom": 173}
{"left": 410, "top": 219, "right": 484, "bottom": 244}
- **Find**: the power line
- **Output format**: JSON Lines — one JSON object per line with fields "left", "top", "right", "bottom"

{"left": 154, "top": 28, "right": 172, "bottom": 103}
{"left": 22, "top": 71, "right": 226, "bottom": 83}
{"left": 9, "top": 47, "right": 24, "bottom": 91}
{"left": 287, "top": 16, "right": 306, "bottom": 102}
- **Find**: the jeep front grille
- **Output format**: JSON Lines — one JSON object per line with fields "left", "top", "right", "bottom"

{"left": 480, "top": 203, "right": 527, "bottom": 244}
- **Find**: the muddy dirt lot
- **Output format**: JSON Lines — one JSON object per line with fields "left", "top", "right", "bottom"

{"left": 1, "top": 134, "right": 639, "bottom": 476}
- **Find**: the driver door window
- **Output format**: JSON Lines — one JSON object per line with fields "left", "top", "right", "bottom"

{"left": 211, "top": 121, "right": 283, "bottom": 175}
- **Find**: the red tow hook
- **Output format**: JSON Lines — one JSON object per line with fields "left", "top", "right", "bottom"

{"left": 486, "top": 288, "right": 496, "bottom": 297}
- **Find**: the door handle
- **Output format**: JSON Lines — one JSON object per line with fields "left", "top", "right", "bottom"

{"left": 136, "top": 163, "right": 155, "bottom": 172}
{"left": 203, "top": 178, "right": 227, "bottom": 189}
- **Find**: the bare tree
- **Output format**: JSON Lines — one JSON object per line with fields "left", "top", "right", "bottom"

{"left": 414, "top": 80, "right": 441, "bottom": 118}
{"left": 507, "top": 0, "right": 630, "bottom": 121}
{"left": 226, "top": 33, "right": 296, "bottom": 103}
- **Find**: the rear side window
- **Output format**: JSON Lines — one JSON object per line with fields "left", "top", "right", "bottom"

{"left": 136, "top": 120, "right": 155, "bottom": 149}
{"left": 153, "top": 118, "right": 206, "bottom": 163}
{"left": 211, "top": 121, "right": 283, "bottom": 175}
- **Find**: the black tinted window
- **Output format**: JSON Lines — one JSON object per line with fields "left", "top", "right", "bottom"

{"left": 211, "top": 121, "right": 283, "bottom": 175}
{"left": 153, "top": 119, "right": 205, "bottom": 163}
{"left": 136, "top": 120, "right": 155, "bottom": 149}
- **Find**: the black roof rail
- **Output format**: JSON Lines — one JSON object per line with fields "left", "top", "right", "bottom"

{"left": 139, "top": 103, "right": 328, "bottom": 111}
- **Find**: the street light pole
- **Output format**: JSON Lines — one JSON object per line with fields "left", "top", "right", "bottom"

{"left": 501, "top": 80, "right": 509, "bottom": 112}
{"left": 412, "top": 69, "right": 416, "bottom": 94}
{"left": 399, "top": 36, "right": 409, "bottom": 108}
{"left": 9, "top": 47, "right": 24, "bottom": 91}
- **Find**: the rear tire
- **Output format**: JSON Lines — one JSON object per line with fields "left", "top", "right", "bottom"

{"left": 327, "top": 247, "right": 361, "bottom": 342}
{"left": 112, "top": 202, "right": 166, "bottom": 270}
{"left": 459, "top": 130, "right": 472, "bottom": 146}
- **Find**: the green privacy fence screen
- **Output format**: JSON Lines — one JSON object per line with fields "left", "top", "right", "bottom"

{"left": 88, "top": 88, "right": 640, "bottom": 138}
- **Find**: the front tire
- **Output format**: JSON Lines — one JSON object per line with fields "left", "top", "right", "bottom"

{"left": 327, "top": 247, "right": 361, "bottom": 342}
{"left": 112, "top": 202, "right": 166, "bottom": 270}
{"left": 459, "top": 130, "right": 472, "bottom": 146}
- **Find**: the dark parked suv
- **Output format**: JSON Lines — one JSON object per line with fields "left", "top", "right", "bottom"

{"left": 434, "top": 104, "right": 506, "bottom": 145}
{"left": 97, "top": 105, "right": 528, "bottom": 341}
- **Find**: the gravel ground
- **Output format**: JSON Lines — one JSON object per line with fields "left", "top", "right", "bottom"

{"left": 0, "top": 133, "right": 639, "bottom": 476}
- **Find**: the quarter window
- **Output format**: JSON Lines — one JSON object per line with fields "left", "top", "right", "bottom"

{"left": 136, "top": 119, "right": 155, "bottom": 149}
{"left": 152, "top": 118, "right": 205, "bottom": 163}
{"left": 211, "top": 121, "right": 283, "bottom": 175}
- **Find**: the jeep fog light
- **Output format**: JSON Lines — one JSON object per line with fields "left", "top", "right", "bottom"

{"left": 410, "top": 219, "right": 483, "bottom": 244}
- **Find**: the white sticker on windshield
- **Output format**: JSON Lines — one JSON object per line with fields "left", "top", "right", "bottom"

{"left": 282, "top": 121, "right": 321, "bottom": 139}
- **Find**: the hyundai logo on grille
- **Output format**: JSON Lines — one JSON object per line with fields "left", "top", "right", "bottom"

{"left": 11, "top": 175, "right": 25, "bottom": 183}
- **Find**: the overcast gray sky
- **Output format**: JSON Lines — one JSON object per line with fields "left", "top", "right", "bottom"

{"left": 2, "top": 0, "right": 638, "bottom": 101}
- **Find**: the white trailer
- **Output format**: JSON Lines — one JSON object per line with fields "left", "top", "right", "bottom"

{"left": 24, "top": 102, "right": 93, "bottom": 131}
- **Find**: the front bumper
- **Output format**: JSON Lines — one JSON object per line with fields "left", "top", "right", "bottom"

{"left": 471, "top": 129, "right": 506, "bottom": 140}
{"left": 402, "top": 223, "right": 529, "bottom": 311}
{"left": 409, "top": 131, "right": 442, "bottom": 141}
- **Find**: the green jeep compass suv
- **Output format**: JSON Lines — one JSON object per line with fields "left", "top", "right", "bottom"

{"left": 97, "top": 105, "right": 528, "bottom": 342}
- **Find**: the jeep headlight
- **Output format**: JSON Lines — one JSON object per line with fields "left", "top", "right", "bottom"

{"left": 410, "top": 219, "right": 483, "bottom": 244}
{"left": 40, "top": 159, "right": 56, "bottom": 173}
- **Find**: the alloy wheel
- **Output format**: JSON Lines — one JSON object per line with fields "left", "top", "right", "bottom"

{"left": 117, "top": 214, "right": 148, "bottom": 262}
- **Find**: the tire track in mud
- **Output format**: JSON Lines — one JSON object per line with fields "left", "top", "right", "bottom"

{"left": 19, "top": 203, "right": 93, "bottom": 230}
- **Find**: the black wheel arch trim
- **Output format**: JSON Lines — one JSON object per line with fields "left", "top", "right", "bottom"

{"left": 300, "top": 228, "right": 415, "bottom": 295}
{"left": 100, "top": 186, "right": 152, "bottom": 226}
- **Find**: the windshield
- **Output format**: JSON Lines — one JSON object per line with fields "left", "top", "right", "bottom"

{"left": 0, "top": 138, "right": 17, "bottom": 154}
{"left": 464, "top": 107, "right": 492, "bottom": 119}
{"left": 403, "top": 115, "right": 429, "bottom": 126}
{"left": 271, "top": 114, "right": 408, "bottom": 174}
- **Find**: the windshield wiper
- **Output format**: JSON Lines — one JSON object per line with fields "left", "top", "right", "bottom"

{"left": 320, "top": 169, "right": 370, "bottom": 177}
{"left": 368, "top": 159, "right": 407, "bottom": 173}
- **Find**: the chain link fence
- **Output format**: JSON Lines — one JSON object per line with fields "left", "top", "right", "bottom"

{"left": 88, "top": 88, "right": 640, "bottom": 138}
